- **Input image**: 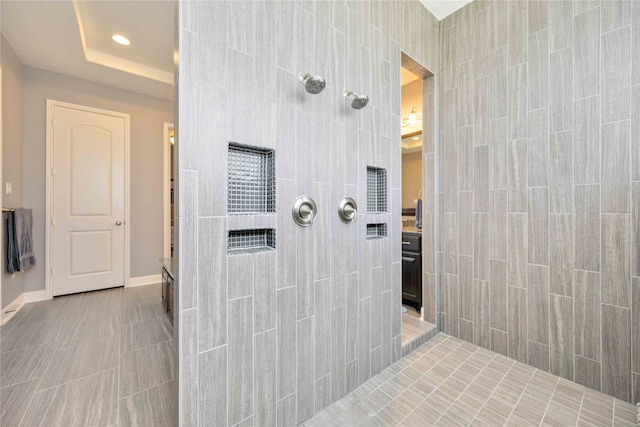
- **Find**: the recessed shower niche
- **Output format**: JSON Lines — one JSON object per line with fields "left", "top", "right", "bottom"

{"left": 228, "top": 143, "right": 275, "bottom": 215}
{"left": 228, "top": 229, "right": 276, "bottom": 255}
{"left": 366, "top": 223, "right": 388, "bottom": 240}
{"left": 366, "top": 166, "right": 387, "bottom": 213}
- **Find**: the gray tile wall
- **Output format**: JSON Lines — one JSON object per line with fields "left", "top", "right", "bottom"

{"left": 438, "top": 0, "right": 640, "bottom": 403}
{"left": 176, "top": 1, "right": 440, "bottom": 425}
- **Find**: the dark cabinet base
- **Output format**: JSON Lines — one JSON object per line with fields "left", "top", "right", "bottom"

{"left": 401, "top": 233, "right": 422, "bottom": 310}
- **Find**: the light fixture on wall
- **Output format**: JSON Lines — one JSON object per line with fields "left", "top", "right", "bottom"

{"left": 112, "top": 34, "right": 131, "bottom": 46}
{"left": 401, "top": 107, "right": 422, "bottom": 127}
{"left": 170, "top": 129, "right": 175, "bottom": 145}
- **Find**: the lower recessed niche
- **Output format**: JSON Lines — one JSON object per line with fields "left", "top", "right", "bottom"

{"left": 228, "top": 229, "right": 276, "bottom": 254}
{"left": 366, "top": 223, "right": 388, "bottom": 240}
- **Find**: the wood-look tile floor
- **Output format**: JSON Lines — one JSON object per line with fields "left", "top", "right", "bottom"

{"left": 401, "top": 305, "right": 435, "bottom": 345}
{"left": 304, "top": 334, "right": 638, "bottom": 427}
{"left": 0, "top": 284, "right": 174, "bottom": 426}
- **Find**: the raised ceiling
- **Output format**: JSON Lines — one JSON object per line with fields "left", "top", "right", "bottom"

{"left": 1, "top": 0, "right": 174, "bottom": 100}
{"left": 419, "top": 0, "right": 474, "bottom": 20}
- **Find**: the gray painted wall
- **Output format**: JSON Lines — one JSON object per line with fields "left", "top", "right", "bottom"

{"left": 1, "top": 35, "right": 24, "bottom": 309}
{"left": 437, "top": 0, "right": 640, "bottom": 403}
{"left": 175, "top": 1, "right": 439, "bottom": 424}
{"left": 22, "top": 67, "right": 174, "bottom": 292}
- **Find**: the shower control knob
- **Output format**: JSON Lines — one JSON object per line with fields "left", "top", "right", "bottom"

{"left": 292, "top": 196, "right": 317, "bottom": 227}
{"left": 338, "top": 197, "right": 358, "bottom": 224}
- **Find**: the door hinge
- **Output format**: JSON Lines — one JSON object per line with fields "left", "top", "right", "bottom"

{"left": 51, "top": 218, "right": 55, "bottom": 226}
{"left": 51, "top": 168, "right": 55, "bottom": 177}
{"left": 50, "top": 267, "right": 54, "bottom": 276}
{"left": 52, "top": 118, "right": 57, "bottom": 127}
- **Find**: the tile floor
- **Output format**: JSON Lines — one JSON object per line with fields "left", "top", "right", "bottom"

{"left": 401, "top": 305, "right": 437, "bottom": 358}
{"left": 0, "top": 284, "right": 174, "bottom": 426}
{"left": 304, "top": 334, "right": 638, "bottom": 427}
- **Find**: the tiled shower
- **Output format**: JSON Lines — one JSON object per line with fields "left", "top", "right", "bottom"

{"left": 174, "top": 0, "right": 640, "bottom": 425}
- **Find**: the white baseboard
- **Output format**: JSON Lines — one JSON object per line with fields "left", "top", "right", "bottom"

{"left": 24, "top": 290, "right": 49, "bottom": 303}
{"left": 128, "top": 274, "right": 162, "bottom": 287}
{"left": 1, "top": 293, "right": 25, "bottom": 325}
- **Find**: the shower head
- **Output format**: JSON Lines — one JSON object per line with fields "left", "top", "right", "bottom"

{"left": 298, "top": 72, "right": 326, "bottom": 94}
{"left": 344, "top": 90, "right": 369, "bottom": 109}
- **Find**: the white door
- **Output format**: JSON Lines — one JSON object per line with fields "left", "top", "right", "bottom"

{"left": 51, "top": 104, "right": 127, "bottom": 296}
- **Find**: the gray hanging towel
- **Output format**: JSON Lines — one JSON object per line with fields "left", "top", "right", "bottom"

{"left": 6, "top": 211, "right": 20, "bottom": 274}
{"left": 415, "top": 198, "right": 423, "bottom": 229}
{"left": 14, "top": 208, "right": 36, "bottom": 271}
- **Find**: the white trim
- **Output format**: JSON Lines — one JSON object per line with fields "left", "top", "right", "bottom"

{"left": 129, "top": 274, "right": 162, "bottom": 287}
{"left": 1, "top": 293, "right": 25, "bottom": 326}
{"left": 24, "top": 290, "right": 49, "bottom": 303}
{"left": 45, "top": 99, "right": 131, "bottom": 298}
{"left": 163, "top": 122, "right": 174, "bottom": 259}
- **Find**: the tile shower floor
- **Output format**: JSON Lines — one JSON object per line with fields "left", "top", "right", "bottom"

{"left": 0, "top": 284, "right": 174, "bottom": 426}
{"left": 304, "top": 334, "right": 637, "bottom": 427}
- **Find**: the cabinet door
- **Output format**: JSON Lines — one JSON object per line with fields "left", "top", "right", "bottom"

{"left": 402, "top": 253, "right": 421, "bottom": 302}
{"left": 161, "top": 269, "right": 168, "bottom": 311}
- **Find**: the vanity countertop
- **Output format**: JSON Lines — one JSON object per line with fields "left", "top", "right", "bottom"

{"left": 401, "top": 227, "right": 422, "bottom": 235}
{"left": 159, "top": 258, "right": 174, "bottom": 278}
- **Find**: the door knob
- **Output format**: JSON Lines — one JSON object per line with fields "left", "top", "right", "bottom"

{"left": 116, "top": 221, "right": 123, "bottom": 226}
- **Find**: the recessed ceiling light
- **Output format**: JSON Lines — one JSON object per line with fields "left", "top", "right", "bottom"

{"left": 112, "top": 34, "right": 131, "bottom": 46}
{"left": 412, "top": 136, "right": 420, "bottom": 141}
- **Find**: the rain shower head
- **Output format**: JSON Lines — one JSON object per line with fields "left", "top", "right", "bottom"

{"left": 344, "top": 90, "right": 369, "bottom": 109}
{"left": 298, "top": 72, "right": 326, "bottom": 94}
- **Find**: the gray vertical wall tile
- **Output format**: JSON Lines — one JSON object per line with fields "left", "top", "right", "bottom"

{"left": 528, "top": 265, "right": 550, "bottom": 345}
{"left": 574, "top": 270, "right": 601, "bottom": 361}
{"left": 633, "top": 183, "right": 640, "bottom": 277}
{"left": 508, "top": 139, "right": 528, "bottom": 212}
{"left": 490, "top": 47, "right": 508, "bottom": 120}
{"left": 528, "top": 109, "right": 549, "bottom": 187}
{"left": 297, "top": 227, "right": 314, "bottom": 320}
{"left": 277, "top": 287, "right": 296, "bottom": 399}
{"left": 475, "top": 10, "right": 491, "bottom": 78}
{"left": 444, "top": 89, "right": 458, "bottom": 152}
{"left": 575, "top": 185, "right": 600, "bottom": 272}
{"left": 550, "top": 294, "right": 574, "bottom": 380}
{"left": 370, "top": 267, "right": 382, "bottom": 351}
{"left": 331, "top": 306, "right": 346, "bottom": 401}
{"left": 601, "top": 26, "right": 631, "bottom": 123}
{"left": 444, "top": 274, "right": 459, "bottom": 336}
{"left": 528, "top": 0, "right": 549, "bottom": 33}
{"left": 575, "top": 356, "right": 601, "bottom": 391}
{"left": 508, "top": 0, "right": 528, "bottom": 66}
{"left": 474, "top": 145, "right": 489, "bottom": 212}
{"left": 445, "top": 151, "right": 458, "bottom": 212}
{"left": 297, "top": 316, "right": 314, "bottom": 423}
{"left": 254, "top": 330, "right": 276, "bottom": 427}
{"left": 549, "top": 214, "right": 573, "bottom": 297}
{"left": 550, "top": 0, "right": 573, "bottom": 52}
{"left": 444, "top": 214, "right": 459, "bottom": 275}
{"left": 549, "top": 48, "right": 573, "bottom": 133}
{"left": 633, "top": 87, "right": 640, "bottom": 181}
{"left": 549, "top": 130, "right": 573, "bottom": 213}
{"left": 508, "top": 213, "right": 528, "bottom": 288}
{"left": 574, "top": 96, "right": 600, "bottom": 185}
{"left": 228, "top": 255, "right": 254, "bottom": 301}
{"left": 634, "top": 1, "right": 640, "bottom": 86}
{"left": 459, "top": 255, "right": 474, "bottom": 322}
{"left": 528, "top": 187, "right": 549, "bottom": 265}
{"left": 199, "top": 345, "right": 227, "bottom": 427}
{"left": 474, "top": 280, "right": 491, "bottom": 348}
{"left": 460, "top": 319, "right": 474, "bottom": 343}
{"left": 601, "top": 121, "right": 630, "bottom": 213}
{"left": 459, "top": 127, "right": 474, "bottom": 191}
{"left": 475, "top": 77, "right": 490, "bottom": 146}
{"left": 508, "top": 64, "right": 528, "bottom": 140}
{"left": 198, "top": 218, "right": 227, "bottom": 352}
{"left": 632, "top": 278, "right": 640, "bottom": 375}
{"left": 490, "top": 190, "right": 508, "bottom": 261}
{"left": 180, "top": 308, "right": 198, "bottom": 425}
{"left": 276, "top": 394, "right": 296, "bottom": 427}
{"left": 179, "top": 170, "right": 198, "bottom": 310}
{"left": 458, "top": 61, "right": 474, "bottom": 128}
{"left": 491, "top": 328, "right": 509, "bottom": 357}
{"left": 346, "top": 272, "right": 359, "bottom": 363}
{"left": 489, "top": 1, "right": 508, "bottom": 50}
{"left": 508, "top": 287, "right": 528, "bottom": 363}
{"left": 197, "top": 2, "right": 227, "bottom": 86}
{"left": 314, "top": 376, "right": 331, "bottom": 414}
{"left": 601, "top": 0, "right": 631, "bottom": 33}
{"left": 574, "top": 8, "right": 600, "bottom": 99}
{"left": 490, "top": 260, "right": 508, "bottom": 332}
{"left": 253, "top": 252, "right": 276, "bottom": 334}
{"left": 473, "top": 213, "right": 490, "bottom": 281}
{"left": 601, "top": 214, "right": 630, "bottom": 307}
{"left": 228, "top": 297, "right": 253, "bottom": 425}
{"left": 490, "top": 118, "right": 508, "bottom": 190}
{"left": 277, "top": 179, "right": 298, "bottom": 290}
{"left": 315, "top": 279, "right": 331, "bottom": 380}
{"left": 459, "top": 192, "right": 473, "bottom": 256}
{"left": 528, "top": 341, "right": 550, "bottom": 371}
{"left": 358, "top": 298, "right": 371, "bottom": 384}
{"left": 602, "top": 305, "right": 632, "bottom": 401}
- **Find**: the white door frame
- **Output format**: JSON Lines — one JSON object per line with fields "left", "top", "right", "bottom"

{"left": 163, "top": 122, "right": 173, "bottom": 258}
{"left": 45, "top": 99, "right": 131, "bottom": 299}
{"left": 0, "top": 67, "right": 3, "bottom": 311}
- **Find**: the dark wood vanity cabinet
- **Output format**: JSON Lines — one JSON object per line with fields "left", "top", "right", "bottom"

{"left": 402, "top": 233, "right": 422, "bottom": 310}
{"left": 161, "top": 259, "right": 174, "bottom": 326}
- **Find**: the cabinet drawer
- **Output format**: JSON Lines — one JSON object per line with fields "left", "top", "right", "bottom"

{"left": 401, "top": 234, "right": 421, "bottom": 252}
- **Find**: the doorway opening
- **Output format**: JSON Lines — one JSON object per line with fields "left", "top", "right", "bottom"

{"left": 400, "top": 54, "right": 437, "bottom": 353}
